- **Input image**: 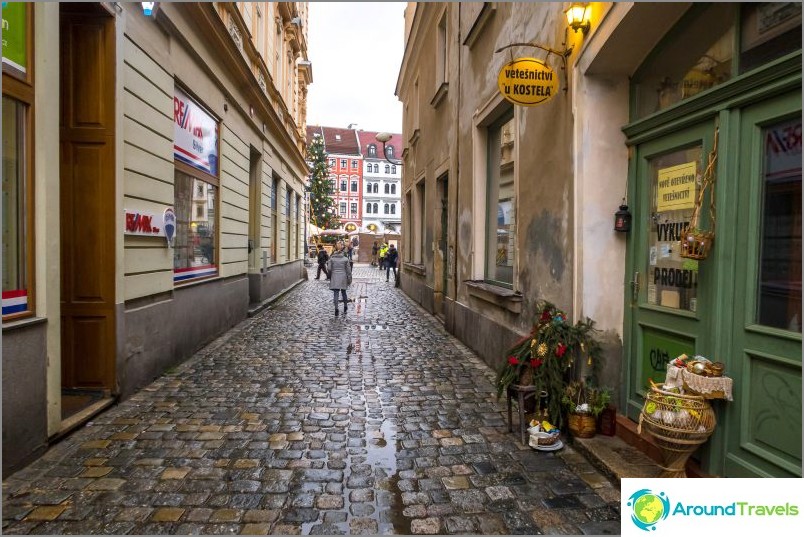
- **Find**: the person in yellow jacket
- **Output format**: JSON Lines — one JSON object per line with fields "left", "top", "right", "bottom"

{"left": 378, "top": 242, "right": 389, "bottom": 270}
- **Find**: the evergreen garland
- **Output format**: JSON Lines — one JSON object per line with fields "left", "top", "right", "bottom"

{"left": 495, "top": 300, "right": 604, "bottom": 429}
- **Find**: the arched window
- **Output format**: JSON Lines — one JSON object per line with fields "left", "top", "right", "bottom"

{"left": 366, "top": 203, "right": 372, "bottom": 214}
{"left": 391, "top": 204, "right": 396, "bottom": 214}
{"left": 373, "top": 184, "right": 378, "bottom": 194}
{"left": 384, "top": 164, "right": 390, "bottom": 174}
{"left": 391, "top": 165, "right": 397, "bottom": 174}
{"left": 386, "top": 145, "right": 395, "bottom": 158}
{"left": 373, "top": 164, "right": 379, "bottom": 173}
{"left": 373, "top": 203, "right": 378, "bottom": 213}
{"left": 368, "top": 144, "right": 376, "bottom": 157}
{"left": 366, "top": 182, "right": 372, "bottom": 193}
{"left": 384, "top": 203, "right": 389, "bottom": 214}
{"left": 391, "top": 184, "right": 396, "bottom": 195}
{"left": 384, "top": 184, "right": 390, "bottom": 194}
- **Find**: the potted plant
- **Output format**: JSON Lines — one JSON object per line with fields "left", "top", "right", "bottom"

{"left": 495, "top": 301, "right": 604, "bottom": 429}
{"left": 562, "top": 380, "right": 612, "bottom": 438}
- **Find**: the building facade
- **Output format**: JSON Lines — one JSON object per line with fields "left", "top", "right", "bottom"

{"left": 358, "top": 130, "right": 403, "bottom": 235}
{"left": 308, "top": 126, "right": 363, "bottom": 231}
{"left": 2, "top": 1, "right": 311, "bottom": 474}
{"left": 397, "top": 2, "right": 801, "bottom": 478}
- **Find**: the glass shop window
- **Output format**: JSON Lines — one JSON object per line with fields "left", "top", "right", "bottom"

{"left": 174, "top": 170, "right": 218, "bottom": 283}
{"left": 633, "top": 3, "right": 737, "bottom": 119}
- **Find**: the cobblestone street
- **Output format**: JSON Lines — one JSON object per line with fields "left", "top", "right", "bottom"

{"left": 2, "top": 265, "right": 621, "bottom": 535}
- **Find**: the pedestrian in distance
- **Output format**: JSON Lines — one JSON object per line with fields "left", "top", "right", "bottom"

{"left": 327, "top": 240, "right": 352, "bottom": 317}
{"left": 378, "top": 241, "right": 389, "bottom": 270}
{"left": 371, "top": 241, "right": 379, "bottom": 267}
{"left": 315, "top": 245, "right": 330, "bottom": 280}
{"left": 346, "top": 242, "right": 354, "bottom": 270}
{"left": 385, "top": 243, "right": 399, "bottom": 282}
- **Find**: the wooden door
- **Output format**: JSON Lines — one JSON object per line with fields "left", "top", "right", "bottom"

{"left": 60, "top": 5, "right": 116, "bottom": 390}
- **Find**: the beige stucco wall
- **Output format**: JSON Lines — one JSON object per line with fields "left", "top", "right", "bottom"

{"left": 117, "top": 2, "right": 307, "bottom": 301}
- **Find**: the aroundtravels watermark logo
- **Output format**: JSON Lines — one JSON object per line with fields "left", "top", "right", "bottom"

{"left": 626, "top": 485, "right": 801, "bottom": 532}
{"left": 627, "top": 489, "right": 670, "bottom": 531}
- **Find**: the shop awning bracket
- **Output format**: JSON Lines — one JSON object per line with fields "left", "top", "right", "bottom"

{"left": 495, "top": 32, "right": 573, "bottom": 93}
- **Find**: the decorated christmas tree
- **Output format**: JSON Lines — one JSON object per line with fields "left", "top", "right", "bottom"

{"left": 307, "top": 134, "right": 340, "bottom": 230}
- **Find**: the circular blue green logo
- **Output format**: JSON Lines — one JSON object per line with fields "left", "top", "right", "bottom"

{"left": 627, "top": 489, "right": 670, "bottom": 531}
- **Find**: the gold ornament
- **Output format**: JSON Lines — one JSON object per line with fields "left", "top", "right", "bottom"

{"left": 530, "top": 338, "right": 537, "bottom": 349}
{"left": 537, "top": 343, "right": 548, "bottom": 357}
{"left": 587, "top": 356, "right": 592, "bottom": 365}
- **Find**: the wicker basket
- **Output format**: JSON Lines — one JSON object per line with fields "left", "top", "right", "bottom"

{"left": 568, "top": 413, "right": 597, "bottom": 438}
{"left": 680, "top": 127, "right": 718, "bottom": 261}
{"left": 680, "top": 228, "right": 714, "bottom": 260}
{"left": 638, "top": 385, "right": 717, "bottom": 477}
{"left": 529, "top": 431, "right": 559, "bottom": 446}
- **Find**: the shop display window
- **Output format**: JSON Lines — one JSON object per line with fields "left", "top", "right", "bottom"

{"left": 173, "top": 170, "right": 218, "bottom": 283}
{"left": 485, "top": 112, "right": 515, "bottom": 287}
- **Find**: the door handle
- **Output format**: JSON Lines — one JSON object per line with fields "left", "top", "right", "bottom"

{"left": 631, "top": 271, "right": 640, "bottom": 302}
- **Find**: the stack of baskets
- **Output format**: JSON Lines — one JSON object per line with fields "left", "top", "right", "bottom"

{"left": 638, "top": 384, "right": 716, "bottom": 477}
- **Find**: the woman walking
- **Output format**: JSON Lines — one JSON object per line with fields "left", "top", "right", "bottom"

{"left": 327, "top": 240, "right": 352, "bottom": 316}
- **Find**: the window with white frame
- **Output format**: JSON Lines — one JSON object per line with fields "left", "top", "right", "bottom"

{"left": 339, "top": 202, "right": 346, "bottom": 215}
{"left": 340, "top": 159, "right": 347, "bottom": 168}
{"left": 368, "top": 144, "right": 377, "bottom": 157}
{"left": 485, "top": 111, "right": 515, "bottom": 287}
{"left": 373, "top": 202, "right": 378, "bottom": 213}
{"left": 392, "top": 165, "right": 397, "bottom": 174}
{"left": 384, "top": 184, "right": 390, "bottom": 194}
{"left": 385, "top": 164, "right": 390, "bottom": 174}
{"left": 366, "top": 203, "right": 372, "bottom": 214}
{"left": 329, "top": 158, "right": 335, "bottom": 167}
{"left": 391, "top": 184, "right": 397, "bottom": 195}
{"left": 366, "top": 182, "right": 372, "bottom": 193}
{"left": 373, "top": 163, "right": 379, "bottom": 173}
{"left": 351, "top": 202, "right": 357, "bottom": 215}
{"left": 391, "top": 204, "right": 396, "bottom": 215}
{"left": 384, "top": 203, "right": 389, "bottom": 214}
{"left": 373, "top": 184, "right": 379, "bottom": 194}
{"left": 351, "top": 159, "right": 358, "bottom": 169}
{"left": 340, "top": 179, "right": 347, "bottom": 191}
{"left": 351, "top": 180, "right": 358, "bottom": 192}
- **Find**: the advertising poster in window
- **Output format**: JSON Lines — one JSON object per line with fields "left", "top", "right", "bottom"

{"left": 648, "top": 149, "right": 701, "bottom": 312}
{"left": 174, "top": 86, "right": 218, "bottom": 176}
{"left": 1, "top": 2, "right": 27, "bottom": 75}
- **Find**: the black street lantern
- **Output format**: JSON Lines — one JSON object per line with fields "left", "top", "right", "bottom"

{"left": 614, "top": 200, "right": 632, "bottom": 232}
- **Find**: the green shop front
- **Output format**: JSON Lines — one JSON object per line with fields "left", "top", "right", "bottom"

{"left": 621, "top": 3, "right": 801, "bottom": 478}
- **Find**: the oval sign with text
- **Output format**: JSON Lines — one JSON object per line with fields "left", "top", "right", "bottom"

{"left": 498, "top": 57, "right": 559, "bottom": 106}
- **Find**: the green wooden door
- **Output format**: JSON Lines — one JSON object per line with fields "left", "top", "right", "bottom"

{"left": 723, "top": 91, "right": 802, "bottom": 478}
{"left": 625, "top": 122, "right": 718, "bottom": 420}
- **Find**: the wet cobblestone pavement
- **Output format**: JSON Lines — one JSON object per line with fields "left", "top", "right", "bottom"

{"left": 2, "top": 264, "right": 621, "bottom": 535}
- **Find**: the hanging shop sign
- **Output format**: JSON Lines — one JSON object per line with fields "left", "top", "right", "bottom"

{"left": 2, "top": 2, "right": 27, "bottom": 74}
{"left": 124, "top": 209, "right": 165, "bottom": 237}
{"left": 174, "top": 86, "right": 219, "bottom": 176}
{"left": 497, "top": 57, "right": 559, "bottom": 106}
{"left": 656, "top": 161, "right": 697, "bottom": 212}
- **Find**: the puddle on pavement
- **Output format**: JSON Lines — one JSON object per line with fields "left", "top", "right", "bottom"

{"left": 366, "top": 418, "right": 410, "bottom": 535}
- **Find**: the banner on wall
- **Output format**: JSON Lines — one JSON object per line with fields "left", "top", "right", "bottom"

{"left": 2, "top": 2, "right": 27, "bottom": 74}
{"left": 174, "top": 86, "right": 219, "bottom": 176}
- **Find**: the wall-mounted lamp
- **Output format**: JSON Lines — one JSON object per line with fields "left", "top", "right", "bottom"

{"left": 141, "top": 2, "right": 157, "bottom": 17}
{"left": 566, "top": 3, "right": 591, "bottom": 35}
{"left": 375, "top": 132, "right": 402, "bottom": 166}
{"left": 614, "top": 199, "right": 632, "bottom": 232}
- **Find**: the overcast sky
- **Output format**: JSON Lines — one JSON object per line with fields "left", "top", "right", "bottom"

{"left": 307, "top": 2, "right": 406, "bottom": 134}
